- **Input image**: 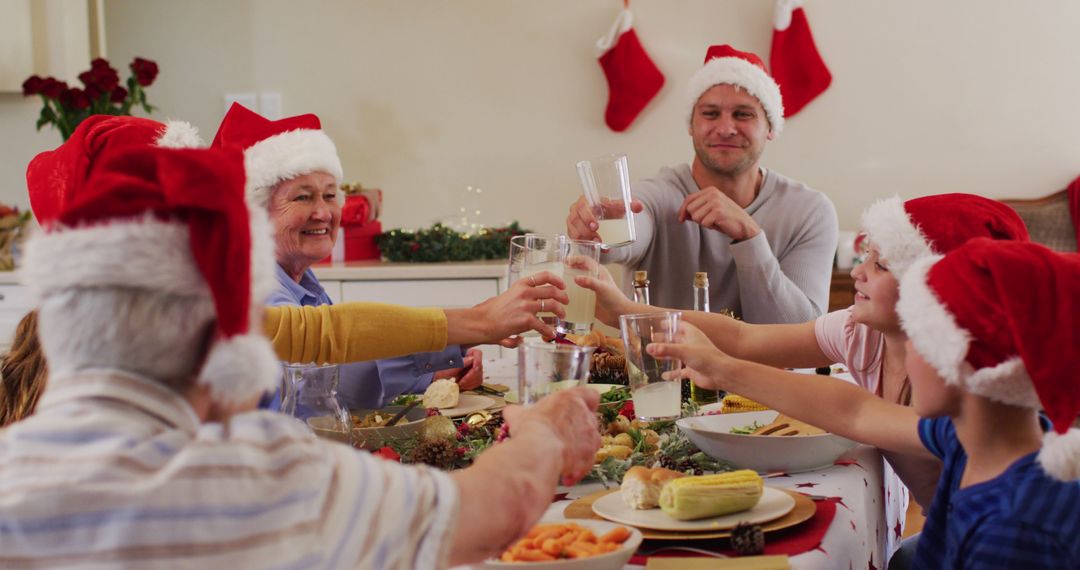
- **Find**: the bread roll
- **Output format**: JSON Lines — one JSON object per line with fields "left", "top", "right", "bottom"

{"left": 620, "top": 466, "right": 686, "bottom": 509}
{"left": 423, "top": 378, "right": 460, "bottom": 409}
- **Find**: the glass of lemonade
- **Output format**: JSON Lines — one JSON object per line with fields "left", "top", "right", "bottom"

{"left": 619, "top": 311, "right": 683, "bottom": 421}
{"left": 516, "top": 341, "right": 596, "bottom": 405}
{"left": 558, "top": 239, "right": 602, "bottom": 335}
{"left": 518, "top": 234, "right": 566, "bottom": 326}
{"left": 576, "top": 153, "right": 635, "bottom": 248}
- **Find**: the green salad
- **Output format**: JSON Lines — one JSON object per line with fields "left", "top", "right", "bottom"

{"left": 729, "top": 421, "right": 765, "bottom": 435}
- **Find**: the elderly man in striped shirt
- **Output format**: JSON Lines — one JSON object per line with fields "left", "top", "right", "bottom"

{"left": 0, "top": 142, "right": 601, "bottom": 568}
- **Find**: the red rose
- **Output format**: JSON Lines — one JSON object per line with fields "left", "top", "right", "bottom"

{"left": 40, "top": 77, "right": 67, "bottom": 99}
{"left": 21, "top": 75, "right": 44, "bottom": 96}
{"left": 110, "top": 87, "right": 128, "bottom": 103}
{"left": 90, "top": 57, "right": 110, "bottom": 69}
{"left": 130, "top": 57, "right": 159, "bottom": 87}
{"left": 79, "top": 65, "right": 119, "bottom": 94}
{"left": 372, "top": 446, "right": 401, "bottom": 462}
{"left": 60, "top": 88, "right": 90, "bottom": 110}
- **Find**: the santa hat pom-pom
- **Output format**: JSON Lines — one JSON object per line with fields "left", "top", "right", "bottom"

{"left": 199, "top": 334, "right": 280, "bottom": 404}
{"left": 156, "top": 120, "right": 205, "bottom": 149}
{"left": 1038, "top": 429, "right": 1080, "bottom": 481}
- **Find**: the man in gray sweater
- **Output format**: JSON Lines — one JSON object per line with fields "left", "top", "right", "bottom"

{"left": 567, "top": 44, "right": 837, "bottom": 324}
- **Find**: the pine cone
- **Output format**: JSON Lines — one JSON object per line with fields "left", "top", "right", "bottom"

{"left": 730, "top": 521, "right": 765, "bottom": 555}
{"left": 412, "top": 439, "right": 457, "bottom": 470}
{"left": 658, "top": 455, "right": 679, "bottom": 471}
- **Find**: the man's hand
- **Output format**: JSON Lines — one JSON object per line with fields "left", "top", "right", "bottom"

{"left": 502, "top": 387, "right": 601, "bottom": 486}
{"left": 646, "top": 322, "right": 733, "bottom": 391}
{"left": 566, "top": 196, "right": 645, "bottom": 242}
{"left": 677, "top": 187, "right": 761, "bottom": 241}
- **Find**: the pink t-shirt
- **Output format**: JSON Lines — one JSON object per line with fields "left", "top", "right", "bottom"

{"left": 814, "top": 307, "right": 942, "bottom": 510}
{"left": 814, "top": 307, "right": 886, "bottom": 396}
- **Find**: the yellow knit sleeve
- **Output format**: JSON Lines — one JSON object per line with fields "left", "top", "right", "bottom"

{"left": 263, "top": 303, "right": 449, "bottom": 363}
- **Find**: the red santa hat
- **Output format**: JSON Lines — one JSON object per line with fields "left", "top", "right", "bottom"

{"left": 687, "top": 44, "right": 785, "bottom": 134}
{"left": 26, "top": 115, "right": 203, "bottom": 225}
{"left": 211, "top": 103, "right": 343, "bottom": 207}
{"left": 22, "top": 145, "right": 279, "bottom": 403}
{"left": 897, "top": 239, "right": 1080, "bottom": 481}
{"left": 861, "top": 193, "right": 1030, "bottom": 281}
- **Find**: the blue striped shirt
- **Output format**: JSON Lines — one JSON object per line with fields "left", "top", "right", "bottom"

{"left": 913, "top": 417, "right": 1080, "bottom": 569}
{"left": 0, "top": 370, "right": 459, "bottom": 568}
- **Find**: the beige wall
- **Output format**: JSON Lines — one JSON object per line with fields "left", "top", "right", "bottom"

{"left": 1, "top": 0, "right": 1079, "bottom": 233}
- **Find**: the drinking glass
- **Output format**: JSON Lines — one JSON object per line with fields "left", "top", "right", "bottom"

{"left": 507, "top": 234, "right": 528, "bottom": 284}
{"left": 281, "top": 363, "right": 353, "bottom": 444}
{"left": 619, "top": 312, "right": 682, "bottom": 421}
{"left": 576, "top": 153, "right": 635, "bottom": 248}
{"left": 516, "top": 341, "right": 596, "bottom": 405}
{"left": 557, "top": 239, "right": 603, "bottom": 335}
{"left": 518, "top": 234, "right": 566, "bottom": 326}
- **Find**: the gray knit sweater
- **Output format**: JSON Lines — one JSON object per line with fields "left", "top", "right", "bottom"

{"left": 604, "top": 164, "right": 838, "bottom": 324}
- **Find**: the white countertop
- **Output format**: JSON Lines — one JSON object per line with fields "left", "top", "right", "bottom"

{"left": 311, "top": 259, "right": 507, "bottom": 281}
{"left": 0, "top": 260, "right": 508, "bottom": 286}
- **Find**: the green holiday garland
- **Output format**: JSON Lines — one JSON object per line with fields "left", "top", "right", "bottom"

{"left": 377, "top": 222, "right": 530, "bottom": 263}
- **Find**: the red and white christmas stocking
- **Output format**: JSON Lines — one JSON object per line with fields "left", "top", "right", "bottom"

{"left": 770, "top": 0, "right": 831, "bottom": 117}
{"left": 596, "top": 8, "right": 664, "bottom": 132}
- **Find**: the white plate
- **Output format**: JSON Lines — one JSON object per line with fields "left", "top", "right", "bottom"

{"left": 591, "top": 486, "right": 795, "bottom": 532}
{"left": 438, "top": 394, "right": 495, "bottom": 417}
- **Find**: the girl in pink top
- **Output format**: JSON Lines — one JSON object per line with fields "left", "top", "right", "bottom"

{"left": 582, "top": 193, "right": 1029, "bottom": 511}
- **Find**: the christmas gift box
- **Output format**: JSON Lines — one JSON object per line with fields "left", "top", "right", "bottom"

{"left": 341, "top": 186, "right": 382, "bottom": 261}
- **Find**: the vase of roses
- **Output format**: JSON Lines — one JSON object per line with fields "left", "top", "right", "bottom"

{"left": 22, "top": 57, "right": 159, "bottom": 141}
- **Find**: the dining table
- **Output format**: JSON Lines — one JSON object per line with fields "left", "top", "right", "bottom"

{"left": 455, "top": 357, "right": 909, "bottom": 569}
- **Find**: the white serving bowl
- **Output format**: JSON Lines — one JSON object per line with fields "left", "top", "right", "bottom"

{"left": 483, "top": 519, "right": 643, "bottom": 570}
{"left": 677, "top": 410, "right": 857, "bottom": 473}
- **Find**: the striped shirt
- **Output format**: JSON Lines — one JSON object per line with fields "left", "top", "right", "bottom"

{"left": 0, "top": 370, "right": 459, "bottom": 568}
{"left": 913, "top": 417, "right": 1080, "bottom": 569}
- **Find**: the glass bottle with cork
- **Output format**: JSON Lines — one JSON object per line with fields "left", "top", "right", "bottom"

{"left": 632, "top": 270, "right": 650, "bottom": 305}
{"left": 689, "top": 272, "right": 719, "bottom": 405}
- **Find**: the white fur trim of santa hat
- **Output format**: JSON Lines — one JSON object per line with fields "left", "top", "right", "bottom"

{"left": 897, "top": 255, "right": 1040, "bottom": 408}
{"left": 1039, "top": 430, "right": 1080, "bottom": 481}
{"left": 23, "top": 215, "right": 211, "bottom": 302}
{"left": 199, "top": 333, "right": 280, "bottom": 404}
{"left": 244, "top": 129, "right": 343, "bottom": 207}
{"left": 861, "top": 196, "right": 933, "bottom": 281}
{"left": 155, "top": 120, "right": 205, "bottom": 149}
{"left": 687, "top": 57, "right": 785, "bottom": 134}
{"left": 24, "top": 213, "right": 280, "bottom": 402}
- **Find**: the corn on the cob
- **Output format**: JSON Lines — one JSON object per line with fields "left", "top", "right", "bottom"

{"left": 720, "top": 394, "right": 769, "bottom": 414}
{"left": 658, "top": 470, "right": 763, "bottom": 520}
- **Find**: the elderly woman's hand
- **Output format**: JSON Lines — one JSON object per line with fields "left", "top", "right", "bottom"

{"left": 433, "top": 347, "right": 485, "bottom": 391}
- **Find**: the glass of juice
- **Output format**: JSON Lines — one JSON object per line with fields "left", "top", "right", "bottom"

{"left": 619, "top": 311, "right": 682, "bottom": 421}
{"left": 576, "top": 153, "right": 635, "bottom": 248}
{"left": 516, "top": 341, "right": 596, "bottom": 405}
{"left": 557, "top": 239, "right": 603, "bottom": 336}
{"left": 518, "top": 234, "right": 566, "bottom": 327}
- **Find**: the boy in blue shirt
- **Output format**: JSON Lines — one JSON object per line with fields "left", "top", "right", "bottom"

{"left": 650, "top": 238, "right": 1080, "bottom": 568}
